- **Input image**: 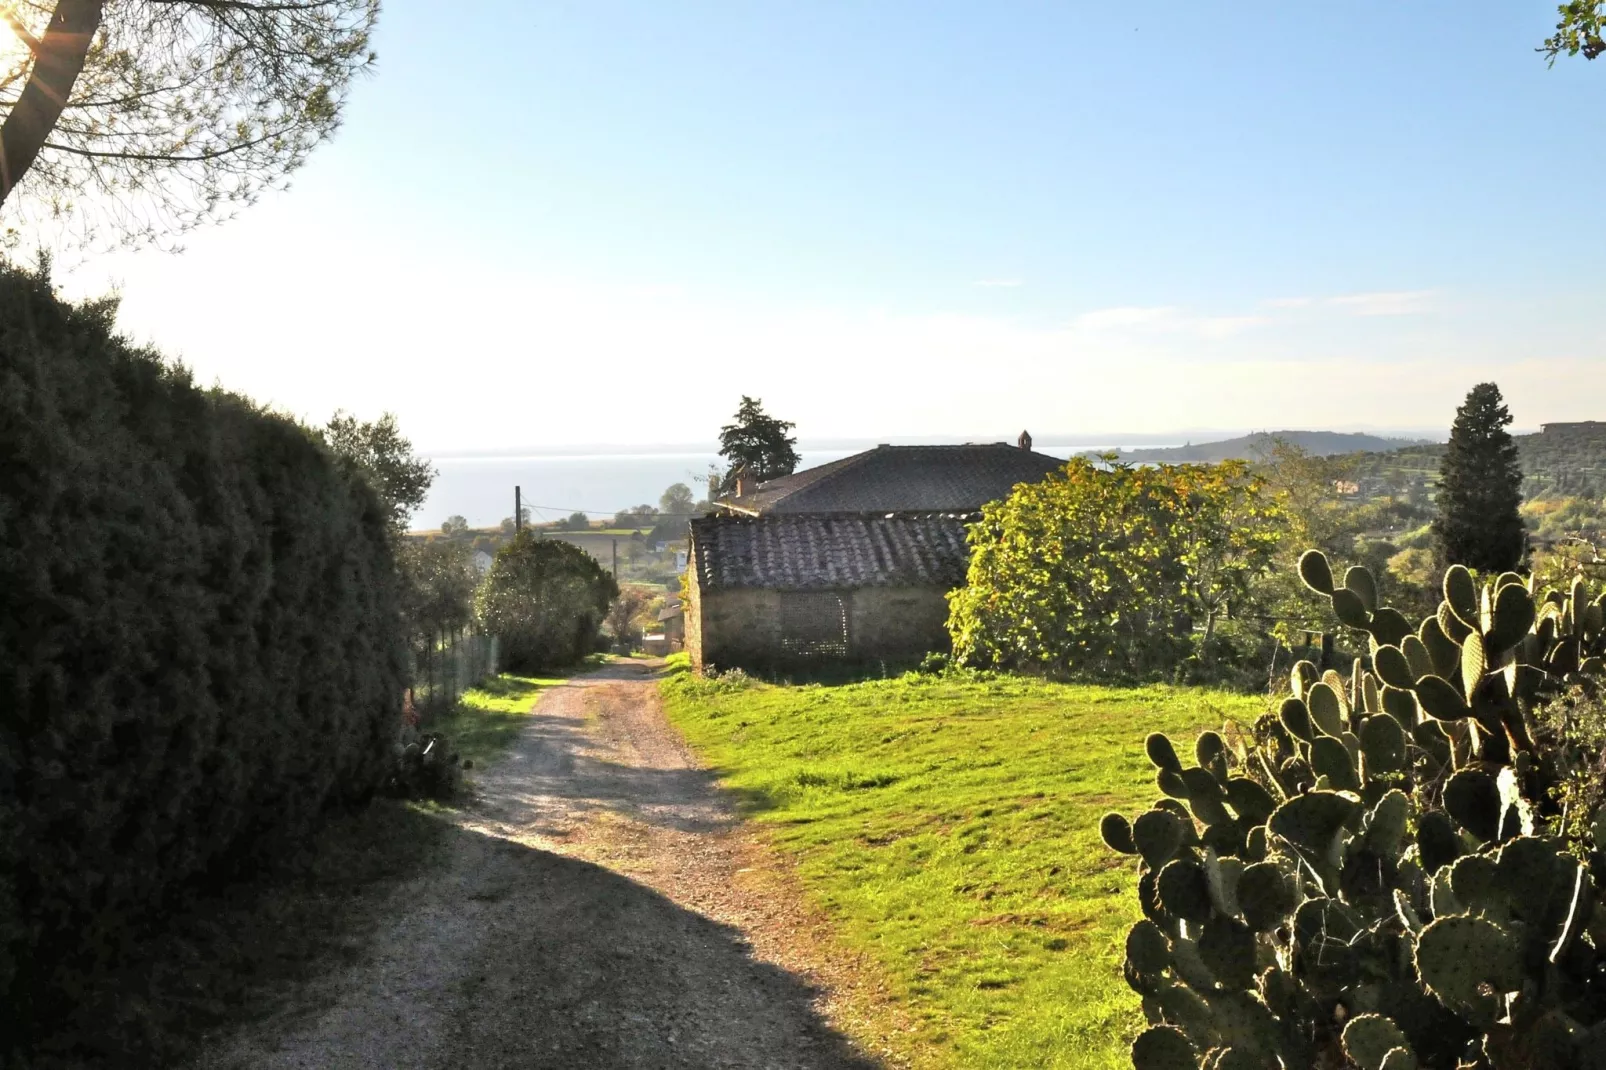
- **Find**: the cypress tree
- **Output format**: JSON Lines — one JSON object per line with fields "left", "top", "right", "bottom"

{"left": 1433, "top": 382, "right": 1526, "bottom": 572}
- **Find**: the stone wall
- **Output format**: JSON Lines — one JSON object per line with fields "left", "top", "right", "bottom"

{"left": 688, "top": 570, "right": 952, "bottom": 672}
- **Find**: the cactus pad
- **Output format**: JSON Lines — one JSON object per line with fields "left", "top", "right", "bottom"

{"left": 1443, "top": 768, "right": 1500, "bottom": 843}
{"left": 1131, "top": 1025, "right": 1198, "bottom": 1070}
{"left": 1413, "top": 674, "right": 1469, "bottom": 721}
{"left": 1444, "top": 565, "right": 1478, "bottom": 629}
{"left": 1330, "top": 587, "right": 1372, "bottom": 630}
{"left": 1126, "top": 918, "right": 1173, "bottom": 977}
{"left": 1134, "top": 809, "right": 1187, "bottom": 869}
{"left": 1237, "top": 860, "right": 1295, "bottom": 933}
{"left": 1487, "top": 581, "right": 1536, "bottom": 654}
{"left": 1346, "top": 564, "right": 1379, "bottom": 613}
{"left": 1359, "top": 714, "right": 1407, "bottom": 776}
{"left": 1157, "top": 858, "right": 1214, "bottom": 923}
{"left": 1100, "top": 812, "right": 1137, "bottom": 854}
{"left": 1306, "top": 683, "right": 1345, "bottom": 737}
{"left": 1342, "top": 1014, "right": 1414, "bottom": 1070}
{"left": 1147, "top": 732, "right": 1184, "bottom": 774}
{"left": 1197, "top": 914, "right": 1257, "bottom": 991}
{"left": 1373, "top": 645, "right": 1415, "bottom": 690}
{"left": 1298, "top": 549, "right": 1335, "bottom": 595}
{"left": 1415, "top": 809, "right": 1464, "bottom": 875}
{"left": 1414, "top": 915, "right": 1524, "bottom": 1024}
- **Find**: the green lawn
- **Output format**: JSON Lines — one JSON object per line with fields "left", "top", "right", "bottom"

{"left": 659, "top": 669, "right": 1265, "bottom": 1069}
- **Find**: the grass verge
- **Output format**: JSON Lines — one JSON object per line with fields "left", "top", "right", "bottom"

{"left": 659, "top": 668, "right": 1265, "bottom": 1069}
{"left": 421, "top": 661, "right": 598, "bottom": 769}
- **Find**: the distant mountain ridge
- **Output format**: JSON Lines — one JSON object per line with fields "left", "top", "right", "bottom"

{"left": 1091, "top": 431, "right": 1436, "bottom": 464}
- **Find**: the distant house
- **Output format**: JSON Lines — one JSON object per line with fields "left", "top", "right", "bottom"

{"left": 658, "top": 601, "right": 685, "bottom": 646}
{"left": 471, "top": 548, "right": 495, "bottom": 573}
{"left": 688, "top": 441, "right": 1064, "bottom": 671}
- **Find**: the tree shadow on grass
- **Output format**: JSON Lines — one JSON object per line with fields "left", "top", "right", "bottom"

{"left": 26, "top": 803, "right": 879, "bottom": 1070}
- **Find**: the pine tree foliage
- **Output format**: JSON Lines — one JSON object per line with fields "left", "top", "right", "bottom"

{"left": 1433, "top": 382, "right": 1526, "bottom": 573}
{"left": 716, "top": 395, "right": 800, "bottom": 496}
{"left": 0, "top": 0, "right": 380, "bottom": 247}
{"left": 0, "top": 262, "right": 407, "bottom": 1049}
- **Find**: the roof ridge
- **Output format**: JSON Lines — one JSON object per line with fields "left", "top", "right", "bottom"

{"left": 757, "top": 446, "right": 881, "bottom": 502}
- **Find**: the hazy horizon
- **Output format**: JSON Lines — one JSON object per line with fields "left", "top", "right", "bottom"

{"left": 419, "top": 426, "right": 1454, "bottom": 459}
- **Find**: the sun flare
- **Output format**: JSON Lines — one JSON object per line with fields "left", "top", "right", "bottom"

{"left": 0, "top": 6, "right": 36, "bottom": 74}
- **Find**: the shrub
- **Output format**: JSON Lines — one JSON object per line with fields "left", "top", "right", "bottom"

{"left": 1099, "top": 550, "right": 1606, "bottom": 1070}
{"left": 0, "top": 263, "right": 407, "bottom": 1053}
{"left": 947, "top": 457, "right": 1281, "bottom": 683}
{"left": 474, "top": 532, "right": 617, "bottom": 671}
{"left": 385, "top": 732, "right": 469, "bottom": 800}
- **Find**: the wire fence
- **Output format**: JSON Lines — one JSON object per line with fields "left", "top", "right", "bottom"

{"left": 410, "top": 630, "right": 500, "bottom": 715}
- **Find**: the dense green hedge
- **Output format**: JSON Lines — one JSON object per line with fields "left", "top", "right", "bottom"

{"left": 0, "top": 265, "right": 408, "bottom": 1049}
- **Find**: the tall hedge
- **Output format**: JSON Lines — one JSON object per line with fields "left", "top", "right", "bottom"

{"left": 0, "top": 265, "right": 408, "bottom": 1045}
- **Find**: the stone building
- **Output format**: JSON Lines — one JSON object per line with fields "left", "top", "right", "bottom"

{"left": 687, "top": 442, "right": 1064, "bottom": 671}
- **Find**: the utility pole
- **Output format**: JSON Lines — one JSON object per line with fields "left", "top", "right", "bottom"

{"left": 515, "top": 486, "right": 522, "bottom": 534}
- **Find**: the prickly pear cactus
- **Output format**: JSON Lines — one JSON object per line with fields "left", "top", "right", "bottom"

{"left": 1104, "top": 552, "right": 1606, "bottom": 1070}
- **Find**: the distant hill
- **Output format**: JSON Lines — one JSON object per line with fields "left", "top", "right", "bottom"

{"left": 1092, "top": 431, "right": 1435, "bottom": 464}
{"left": 1360, "top": 421, "right": 1606, "bottom": 499}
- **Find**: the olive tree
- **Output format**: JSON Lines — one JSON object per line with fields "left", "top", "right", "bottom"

{"left": 0, "top": 0, "right": 378, "bottom": 245}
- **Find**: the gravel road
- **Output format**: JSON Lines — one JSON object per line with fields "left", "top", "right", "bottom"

{"left": 194, "top": 660, "right": 884, "bottom": 1070}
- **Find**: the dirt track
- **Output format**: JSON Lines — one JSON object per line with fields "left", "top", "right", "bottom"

{"left": 194, "top": 661, "right": 884, "bottom": 1070}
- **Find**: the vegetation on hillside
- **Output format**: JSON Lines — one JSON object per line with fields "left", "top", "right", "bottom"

{"left": 1106, "top": 432, "right": 1431, "bottom": 465}
{"left": 660, "top": 667, "right": 1263, "bottom": 1068}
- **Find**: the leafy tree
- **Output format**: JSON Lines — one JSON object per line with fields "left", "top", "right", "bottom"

{"left": 398, "top": 538, "right": 477, "bottom": 646}
{"left": 475, "top": 532, "right": 617, "bottom": 671}
{"left": 948, "top": 457, "right": 1280, "bottom": 681}
{"left": 1543, "top": 1, "right": 1605, "bottom": 61}
{"left": 612, "top": 503, "right": 657, "bottom": 530}
{"left": 0, "top": 1, "right": 379, "bottom": 245}
{"left": 323, "top": 410, "right": 434, "bottom": 537}
{"left": 717, "top": 395, "right": 799, "bottom": 496}
{"left": 440, "top": 515, "right": 470, "bottom": 538}
{"left": 659, "top": 482, "right": 696, "bottom": 517}
{"left": 1433, "top": 382, "right": 1526, "bottom": 572}
{"left": 563, "top": 510, "right": 590, "bottom": 531}
{"left": 606, "top": 586, "right": 650, "bottom": 651}
{"left": 499, "top": 507, "right": 531, "bottom": 535}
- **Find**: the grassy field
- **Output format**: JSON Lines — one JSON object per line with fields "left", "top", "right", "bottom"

{"left": 660, "top": 668, "right": 1265, "bottom": 1069}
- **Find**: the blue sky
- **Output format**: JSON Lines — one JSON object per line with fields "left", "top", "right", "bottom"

{"left": 61, "top": 1, "right": 1606, "bottom": 449}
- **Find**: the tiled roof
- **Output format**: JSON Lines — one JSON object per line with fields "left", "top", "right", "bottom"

{"left": 722, "top": 444, "right": 1063, "bottom": 515}
{"left": 690, "top": 513, "right": 977, "bottom": 591}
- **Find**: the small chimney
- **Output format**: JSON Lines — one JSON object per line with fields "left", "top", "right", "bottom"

{"left": 733, "top": 464, "right": 747, "bottom": 498}
{"left": 1018, "top": 429, "right": 1033, "bottom": 451}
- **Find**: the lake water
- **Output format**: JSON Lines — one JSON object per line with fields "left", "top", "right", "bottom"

{"left": 413, "top": 442, "right": 1179, "bottom": 529}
